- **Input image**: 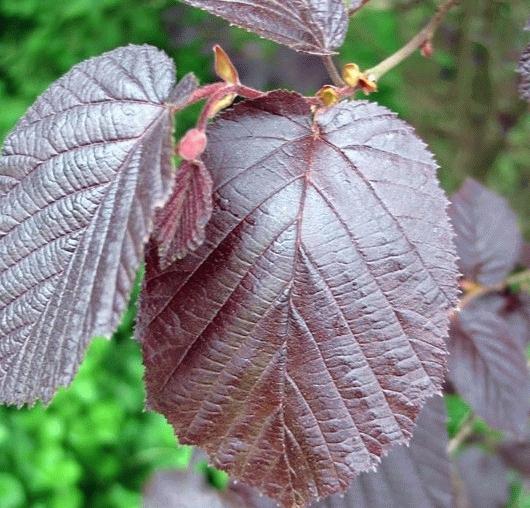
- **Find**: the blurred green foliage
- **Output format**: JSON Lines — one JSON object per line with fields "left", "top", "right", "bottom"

{"left": 0, "top": 281, "right": 192, "bottom": 508}
{"left": 0, "top": 0, "right": 529, "bottom": 506}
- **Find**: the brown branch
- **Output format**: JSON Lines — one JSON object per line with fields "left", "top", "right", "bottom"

{"left": 365, "top": 0, "right": 460, "bottom": 81}
{"left": 321, "top": 55, "right": 344, "bottom": 86}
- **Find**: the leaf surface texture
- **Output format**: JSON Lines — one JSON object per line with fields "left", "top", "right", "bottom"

{"left": 180, "top": 0, "right": 348, "bottom": 55}
{"left": 0, "top": 45, "right": 176, "bottom": 404}
{"left": 138, "top": 91, "right": 458, "bottom": 507}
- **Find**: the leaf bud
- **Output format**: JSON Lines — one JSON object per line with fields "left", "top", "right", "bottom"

{"left": 213, "top": 45, "right": 239, "bottom": 84}
{"left": 178, "top": 128, "right": 208, "bottom": 161}
{"left": 317, "top": 85, "right": 340, "bottom": 107}
{"left": 342, "top": 63, "right": 362, "bottom": 87}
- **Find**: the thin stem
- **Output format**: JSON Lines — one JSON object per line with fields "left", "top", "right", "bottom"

{"left": 447, "top": 411, "right": 475, "bottom": 455}
{"left": 321, "top": 55, "right": 344, "bottom": 86}
{"left": 365, "top": 0, "right": 460, "bottom": 81}
{"left": 458, "top": 268, "right": 530, "bottom": 311}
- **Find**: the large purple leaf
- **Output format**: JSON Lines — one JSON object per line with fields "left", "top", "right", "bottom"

{"left": 455, "top": 448, "right": 509, "bottom": 508}
{"left": 448, "top": 179, "right": 522, "bottom": 286}
{"left": 180, "top": 0, "right": 348, "bottom": 55}
{"left": 154, "top": 160, "right": 213, "bottom": 268}
{"left": 138, "top": 91, "right": 458, "bottom": 507}
{"left": 313, "top": 396, "right": 451, "bottom": 508}
{"left": 0, "top": 45, "right": 176, "bottom": 405}
{"left": 448, "top": 294, "right": 530, "bottom": 435}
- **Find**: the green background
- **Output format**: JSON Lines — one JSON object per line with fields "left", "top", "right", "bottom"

{"left": 0, "top": 0, "right": 529, "bottom": 506}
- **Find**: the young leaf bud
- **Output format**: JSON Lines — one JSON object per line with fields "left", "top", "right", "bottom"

{"left": 208, "top": 93, "right": 237, "bottom": 118}
{"left": 178, "top": 128, "right": 208, "bottom": 161}
{"left": 359, "top": 75, "right": 378, "bottom": 94}
{"left": 213, "top": 45, "right": 239, "bottom": 84}
{"left": 317, "top": 85, "right": 340, "bottom": 107}
{"left": 342, "top": 63, "right": 361, "bottom": 87}
{"left": 420, "top": 40, "right": 434, "bottom": 58}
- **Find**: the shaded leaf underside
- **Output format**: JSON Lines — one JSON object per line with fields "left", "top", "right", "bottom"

{"left": 139, "top": 92, "right": 458, "bottom": 507}
{"left": 315, "top": 396, "right": 451, "bottom": 508}
{"left": 456, "top": 448, "right": 509, "bottom": 508}
{"left": 180, "top": 0, "right": 348, "bottom": 55}
{"left": 448, "top": 294, "right": 530, "bottom": 435}
{"left": 0, "top": 45, "right": 176, "bottom": 405}
{"left": 448, "top": 178, "right": 522, "bottom": 286}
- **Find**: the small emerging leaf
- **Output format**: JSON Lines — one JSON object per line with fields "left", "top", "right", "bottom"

{"left": 169, "top": 72, "right": 200, "bottom": 108}
{"left": 154, "top": 160, "right": 213, "bottom": 268}
{"left": 208, "top": 93, "right": 237, "bottom": 118}
{"left": 214, "top": 45, "right": 239, "bottom": 84}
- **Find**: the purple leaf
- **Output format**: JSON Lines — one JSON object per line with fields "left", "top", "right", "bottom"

{"left": 498, "top": 428, "right": 530, "bottom": 477}
{"left": 143, "top": 468, "right": 274, "bottom": 507}
{"left": 180, "top": 0, "right": 348, "bottom": 55}
{"left": 154, "top": 160, "right": 213, "bottom": 268}
{"left": 448, "top": 178, "right": 522, "bottom": 286}
{"left": 138, "top": 91, "right": 458, "bottom": 507}
{"left": 169, "top": 72, "right": 199, "bottom": 107}
{"left": 313, "top": 396, "right": 451, "bottom": 508}
{"left": 0, "top": 45, "right": 177, "bottom": 405}
{"left": 455, "top": 448, "right": 509, "bottom": 508}
{"left": 501, "top": 293, "right": 530, "bottom": 347}
{"left": 448, "top": 294, "right": 530, "bottom": 435}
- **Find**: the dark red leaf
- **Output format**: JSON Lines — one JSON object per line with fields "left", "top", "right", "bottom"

{"left": 313, "top": 396, "right": 451, "bottom": 508}
{"left": 455, "top": 448, "right": 509, "bottom": 508}
{"left": 448, "top": 294, "right": 530, "bottom": 435}
{"left": 180, "top": 0, "right": 348, "bottom": 55}
{"left": 448, "top": 178, "right": 522, "bottom": 286}
{"left": 0, "top": 45, "right": 177, "bottom": 405}
{"left": 148, "top": 397, "right": 452, "bottom": 508}
{"left": 138, "top": 91, "right": 458, "bottom": 507}
{"left": 154, "top": 160, "right": 213, "bottom": 268}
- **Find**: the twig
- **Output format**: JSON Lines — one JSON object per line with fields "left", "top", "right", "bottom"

{"left": 458, "top": 268, "right": 530, "bottom": 311}
{"left": 365, "top": 0, "right": 460, "bottom": 81}
{"left": 321, "top": 55, "right": 345, "bottom": 86}
{"left": 447, "top": 411, "right": 475, "bottom": 455}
